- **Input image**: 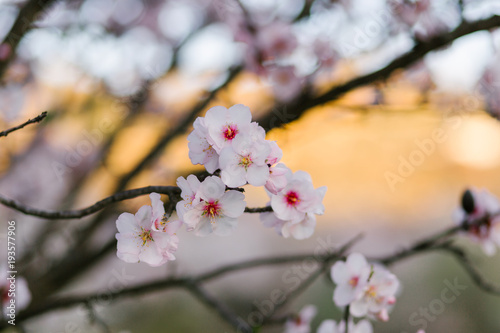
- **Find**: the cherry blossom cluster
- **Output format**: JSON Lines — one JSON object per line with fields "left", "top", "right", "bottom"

{"left": 453, "top": 188, "right": 500, "bottom": 256}
{"left": 115, "top": 104, "right": 326, "bottom": 266}
{"left": 184, "top": 104, "right": 326, "bottom": 238}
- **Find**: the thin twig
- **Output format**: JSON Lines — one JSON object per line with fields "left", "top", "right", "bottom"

{"left": 0, "top": 111, "right": 47, "bottom": 138}
{"left": 186, "top": 281, "right": 251, "bottom": 333}
{"left": 0, "top": 184, "right": 274, "bottom": 219}
{"left": 438, "top": 245, "right": 500, "bottom": 295}
{"left": 378, "top": 225, "right": 462, "bottom": 266}
{"left": 343, "top": 305, "right": 350, "bottom": 333}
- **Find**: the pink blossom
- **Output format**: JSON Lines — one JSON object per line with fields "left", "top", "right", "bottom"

{"left": 265, "top": 162, "right": 290, "bottom": 195}
{"left": 312, "top": 38, "right": 337, "bottom": 70}
{"left": 256, "top": 22, "right": 298, "bottom": 63}
{"left": 204, "top": 104, "right": 253, "bottom": 153}
{"left": 183, "top": 176, "right": 246, "bottom": 236}
{"left": 271, "top": 170, "right": 326, "bottom": 224}
{"left": 219, "top": 125, "right": 271, "bottom": 187}
{"left": 115, "top": 193, "right": 180, "bottom": 267}
{"left": 349, "top": 264, "right": 400, "bottom": 321}
{"left": 188, "top": 117, "right": 220, "bottom": 174}
{"left": 1, "top": 267, "right": 31, "bottom": 317}
{"left": 284, "top": 305, "right": 317, "bottom": 333}
{"left": 453, "top": 188, "right": 500, "bottom": 256}
{"left": 317, "top": 319, "right": 373, "bottom": 333}
{"left": 331, "top": 253, "right": 371, "bottom": 307}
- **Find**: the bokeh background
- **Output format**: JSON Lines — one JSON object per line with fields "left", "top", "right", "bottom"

{"left": 0, "top": 0, "right": 500, "bottom": 332}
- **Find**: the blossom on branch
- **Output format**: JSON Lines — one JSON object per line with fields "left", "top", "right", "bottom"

{"left": 271, "top": 170, "right": 326, "bottom": 223}
{"left": 219, "top": 124, "right": 271, "bottom": 187}
{"left": 205, "top": 104, "right": 252, "bottom": 153}
{"left": 115, "top": 193, "right": 180, "bottom": 267}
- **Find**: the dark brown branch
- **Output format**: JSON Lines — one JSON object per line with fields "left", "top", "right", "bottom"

{"left": 0, "top": 186, "right": 180, "bottom": 219}
{"left": 378, "top": 225, "right": 462, "bottom": 266}
{"left": 0, "top": 183, "right": 275, "bottom": 219}
{"left": 0, "top": 111, "right": 47, "bottom": 137}
{"left": 258, "top": 15, "right": 500, "bottom": 131}
{"left": 0, "top": 0, "right": 58, "bottom": 79}
{"left": 244, "top": 206, "right": 273, "bottom": 213}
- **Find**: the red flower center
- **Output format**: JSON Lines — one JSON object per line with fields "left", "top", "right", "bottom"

{"left": 203, "top": 201, "right": 221, "bottom": 221}
{"left": 223, "top": 124, "right": 238, "bottom": 141}
{"left": 285, "top": 191, "right": 300, "bottom": 207}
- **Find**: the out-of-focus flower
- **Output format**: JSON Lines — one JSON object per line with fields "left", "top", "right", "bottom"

{"left": 331, "top": 253, "right": 371, "bottom": 307}
{"left": 1, "top": 267, "right": 31, "bottom": 317}
{"left": 479, "top": 61, "right": 500, "bottom": 119}
{"left": 115, "top": 193, "right": 180, "bottom": 267}
{"left": 349, "top": 264, "right": 399, "bottom": 321}
{"left": 453, "top": 188, "right": 500, "bottom": 256}
{"left": 183, "top": 176, "right": 246, "bottom": 236}
{"left": 332, "top": 253, "right": 400, "bottom": 321}
{"left": 256, "top": 22, "right": 298, "bottom": 63}
{"left": 268, "top": 65, "right": 303, "bottom": 102}
{"left": 284, "top": 305, "right": 317, "bottom": 333}
{"left": 317, "top": 319, "right": 373, "bottom": 333}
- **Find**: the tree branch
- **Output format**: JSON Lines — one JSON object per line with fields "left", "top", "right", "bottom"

{"left": 258, "top": 15, "right": 500, "bottom": 131}
{"left": 0, "top": 111, "right": 47, "bottom": 138}
{"left": 0, "top": 186, "right": 180, "bottom": 219}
